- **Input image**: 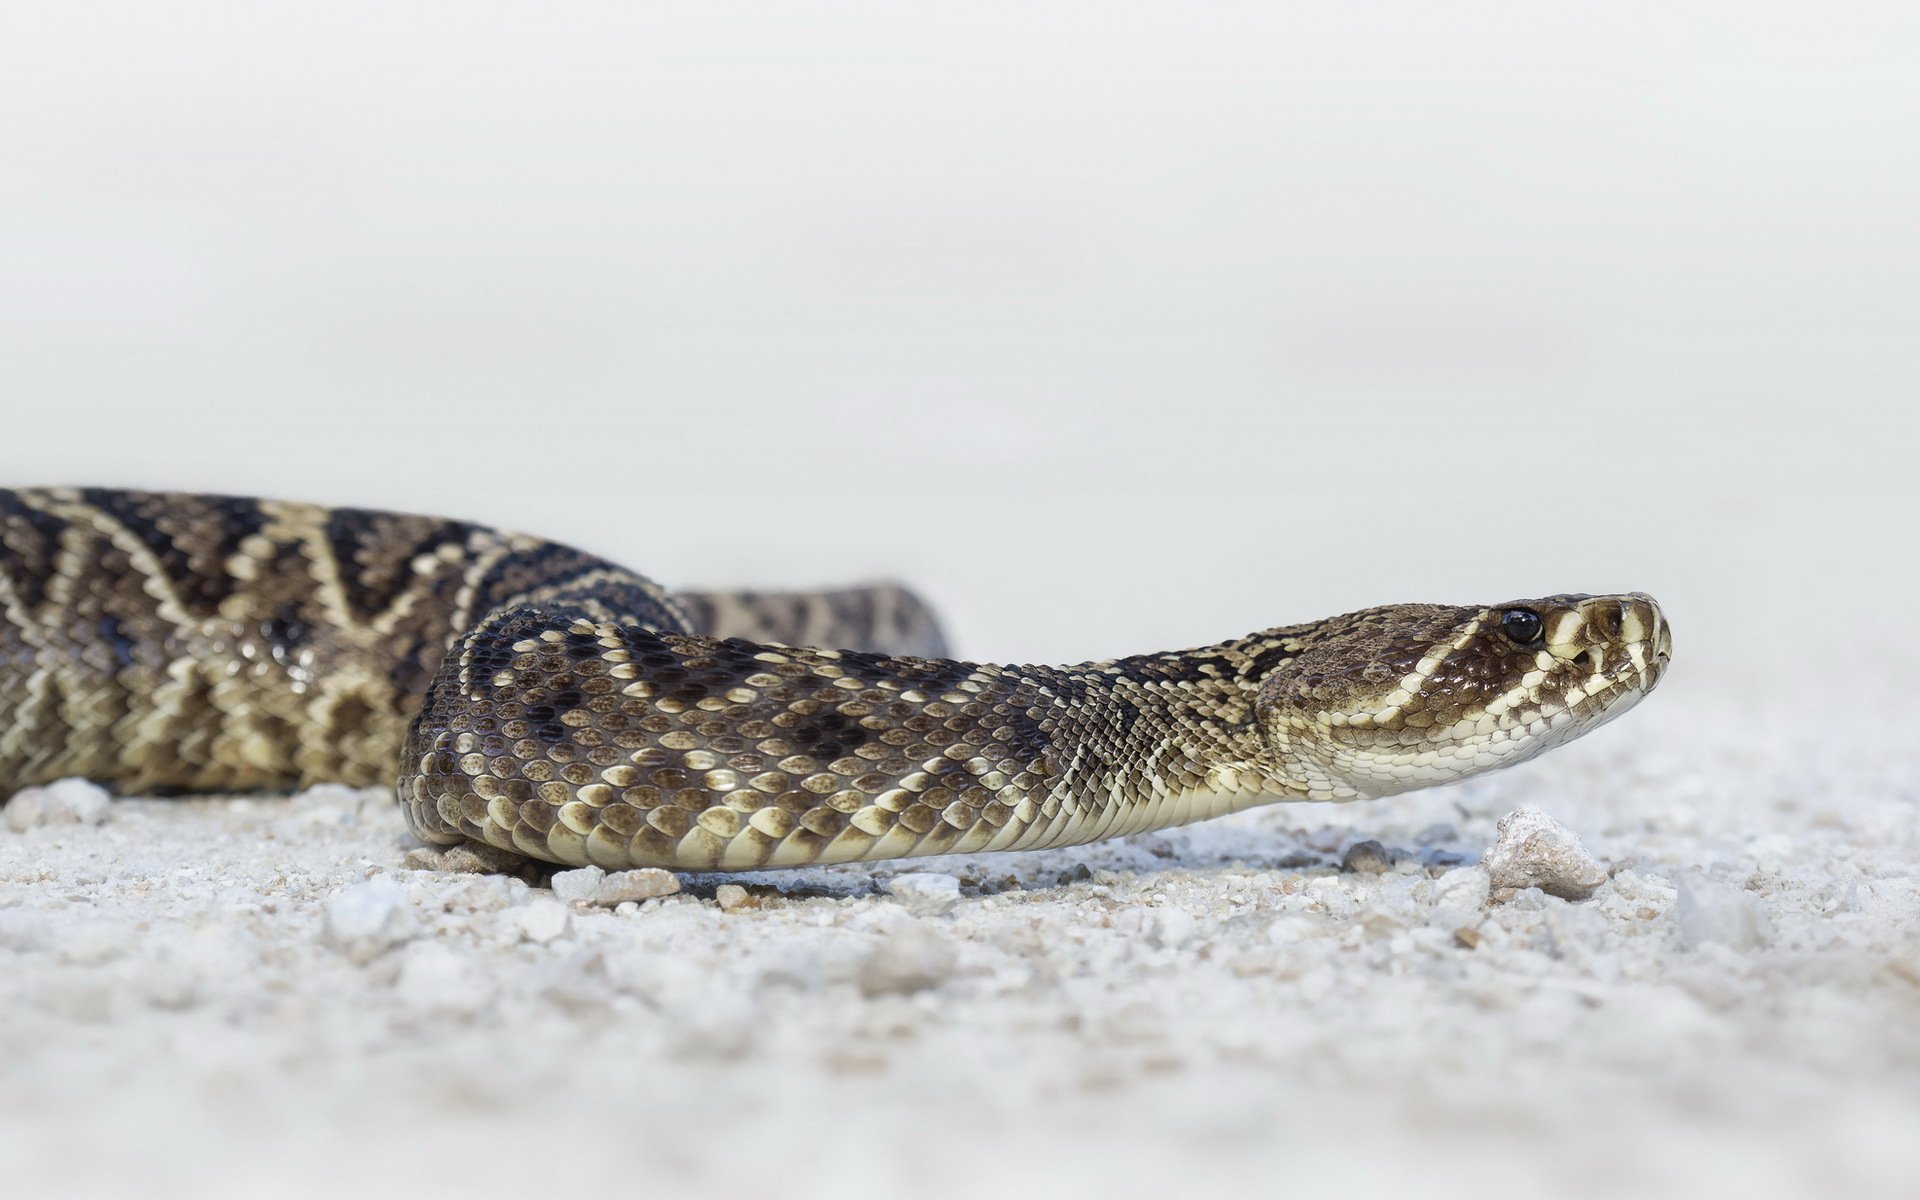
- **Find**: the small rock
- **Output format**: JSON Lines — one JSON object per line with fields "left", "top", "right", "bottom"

{"left": 453, "top": 844, "right": 528, "bottom": 874}
{"left": 1886, "top": 949, "right": 1920, "bottom": 988}
{"left": 857, "top": 924, "right": 957, "bottom": 997}
{"left": 1427, "top": 865, "right": 1491, "bottom": 933}
{"left": 139, "top": 959, "right": 200, "bottom": 1010}
{"left": 286, "top": 783, "right": 364, "bottom": 826}
{"left": 593, "top": 869, "right": 680, "bottom": 905}
{"left": 1341, "top": 840, "right": 1392, "bottom": 874}
{"left": 57, "top": 924, "right": 130, "bottom": 967}
{"left": 323, "top": 877, "right": 418, "bottom": 964}
{"left": 5, "top": 778, "right": 113, "bottom": 832}
{"left": 538, "top": 949, "right": 617, "bottom": 1014}
{"left": 435, "top": 874, "right": 523, "bottom": 914}
{"left": 714, "top": 884, "right": 752, "bottom": 912}
{"left": 885, "top": 872, "right": 962, "bottom": 916}
{"left": 1674, "top": 875, "right": 1773, "bottom": 951}
{"left": 403, "top": 842, "right": 528, "bottom": 875}
{"left": 1357, "top": 908, "right": 1405, "bottom": 939}
{"left": 396, "top": 943, "right": 491, "bottom": 1016}
{"left": 509, "top": 899, "right": 571, "bottom": 945}
{"left": 1482, "top": 808, "right": 1609, "bottom": 901}
{"left": 661, "top": 989, "right": 757, "bottom": 1061}
{"left": 0, "top": 910, "right": 51, "bottom": 953}
{"left": 1597, "top": 870, "right": 1677, "bottom": 925}
{"left": 550, "top": 866, "right": 607, "bottom": 906}
{"left": 552, "top": 866, "right": 681, "bottom": 907}
{"left": 1501, "top": 885, "right": 1551, "bottom": 911}
{"left": 1431, "top": 865, "right": 1491, "bottom": 908}
{"left": 1149, "top": 907, "right": 1198, "bottom": 950}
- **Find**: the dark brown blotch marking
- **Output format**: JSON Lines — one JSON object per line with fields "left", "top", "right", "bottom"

{"left": 81, "top": 488, "right": 267, "bottom": 617}
{"left": 0, "top": 491, "right": 71, "bottom": 610}
{"left": 96, "top": 613, "right": 139, "bottom": 672}
{"left": 784, "top": 709, "right": 864, "bottom": 760}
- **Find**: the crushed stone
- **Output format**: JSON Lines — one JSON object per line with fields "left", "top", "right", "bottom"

{"left": 884, "top": 871, "right": 963, "bottom": 916}
{"left": 4, "top": 778, "right": 113, "bottom": 832}
{"left": 1482, "top": 807, "right": 1612, "bottom": 900}
{"left": 0, "top": 679, "right": 1915, "bottom": 1198}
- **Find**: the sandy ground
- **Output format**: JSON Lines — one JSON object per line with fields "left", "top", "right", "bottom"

{"left": 2, "top": 670, "right": 1916, "bottom": 1200}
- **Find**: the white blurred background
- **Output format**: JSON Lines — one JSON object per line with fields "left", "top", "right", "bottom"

{"left": 3, "top": 1, "right": 1914, "bottom": 681}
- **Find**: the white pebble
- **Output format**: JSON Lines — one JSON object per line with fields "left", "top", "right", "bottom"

{"left": 592, "top": 868, "right": 681, "bottom": 905}
{"left": 509, "top": 899, "right": 571, "bottom": 944}
{"left": 404, "top": 842, "right": 526, "bottom": 875}
{"left": 550, "top": 866, "right": 607, "bottom": 906}
{"left": 1674, "top": 875, "right": 1774, "bottom": 951}
{"left": 433, "top": 874, "right": 524, "bottom": 914}
{"left": 4, "top": 778, "right": 113, "bottom": 832}
{"left": 322, "top": 877, "right": 418, "bottom": 964}
{"left": 1431, "top": 866, "right": 1491, "bottom": 909}
{"left": 0, "top": 910, "right": 51, "bottom": 953}
{"left": 552, "top": 865, "right": 680, "bottom": 907}
{"left": 885, "top": 872, "right": 962, "bottom": 916}
{"left": 1887, "top": 950, "right": 1920, "bottom": 989}
{"left": 395, "top": 943, "right": 490, "bottom": 1016}
{"left": 537, "top": 948, "right": 617, "bottom": 1013}
{"left": 1149, "top": 906, "right": 1198, "bottom": 950}
{"left": 1746, "top": 833, "right": 1795, "bottom": 874}
{"left": 1426, "top": 866, "right": 1491, "bottom": 932}
{"left": 56, "top": 923, "right": 130, "bottom": 967}
{"left": 285, "top": 783, "right": 365, "bottom": 826}
{"left": 755, "top": 943, "right": 823, "bottom": 989}
{"left": 661, "top": 989, "right": 758, "bottom": 1061}
{"left": 139, "top": 959, "right": 200, "bottom": 1010}
{"left": 1482, "top": 808, "right": 1610, "bottom": 901}
{"left": 857, "top": 923, "right": 957, "bottom": 996}
{"left": 714, "top": 884, "right": 752, "bottom": 912}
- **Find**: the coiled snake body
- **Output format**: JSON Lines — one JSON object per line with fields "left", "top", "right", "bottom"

{"left": 0, "top": 489, "right": 1671, "bottom": 871}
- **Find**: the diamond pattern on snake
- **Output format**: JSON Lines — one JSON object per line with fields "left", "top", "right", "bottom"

{"left": 0, "top": 488, "right": 1671, "bottom": 871}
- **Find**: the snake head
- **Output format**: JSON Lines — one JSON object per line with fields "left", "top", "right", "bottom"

{"left": 1252, "top": 593, "right": 1671, "bottom": 801}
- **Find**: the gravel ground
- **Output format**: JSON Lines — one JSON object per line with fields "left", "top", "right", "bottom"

{"left": 2, "top": 671, "right": 1915, "bottom": 1200}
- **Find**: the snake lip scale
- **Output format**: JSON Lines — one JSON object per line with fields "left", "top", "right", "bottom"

{"left": 0, "top": 488, "right": 1671, "bottom": 873}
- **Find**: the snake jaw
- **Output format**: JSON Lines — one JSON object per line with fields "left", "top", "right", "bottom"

{"left": 1252, "top": 593, "right": 1670, "bottom": 802}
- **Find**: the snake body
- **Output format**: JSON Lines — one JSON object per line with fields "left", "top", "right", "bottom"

{"left": 0, "top": 488, "right": 1671, "bottom": 871}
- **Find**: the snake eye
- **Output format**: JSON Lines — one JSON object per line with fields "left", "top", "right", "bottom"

{"left": 1500, "top": 609, "right": 1544, "bottom": 646}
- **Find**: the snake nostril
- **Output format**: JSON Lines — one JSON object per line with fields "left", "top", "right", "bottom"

{"left": 1605, "top": 602, "right": 1628, "bottom": 638}
{"left": 1570, "top": 649, "right": 1595, "bottom": 671}
{"left": 1575, "top": 598, "right": 1627, "bottom": 639}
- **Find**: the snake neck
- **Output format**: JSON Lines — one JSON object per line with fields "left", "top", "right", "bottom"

{"left": 983, "top": 639, "right": 1303, "bottom": 850}
{"left": 406, "top": 615, "right": 1313, "bottom": 869}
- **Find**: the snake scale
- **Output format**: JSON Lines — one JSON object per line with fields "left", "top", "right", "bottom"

{"left": 0, "top": 488, "right": 1671, "bottom": 872}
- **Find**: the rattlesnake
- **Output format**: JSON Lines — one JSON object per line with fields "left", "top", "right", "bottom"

{"left": 0, "top": 488, "right": 1670, "bottom": 871}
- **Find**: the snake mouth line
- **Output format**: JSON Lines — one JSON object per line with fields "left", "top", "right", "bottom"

{"left": 1546, "top": 646, "right": 1666, "bottom": 743}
